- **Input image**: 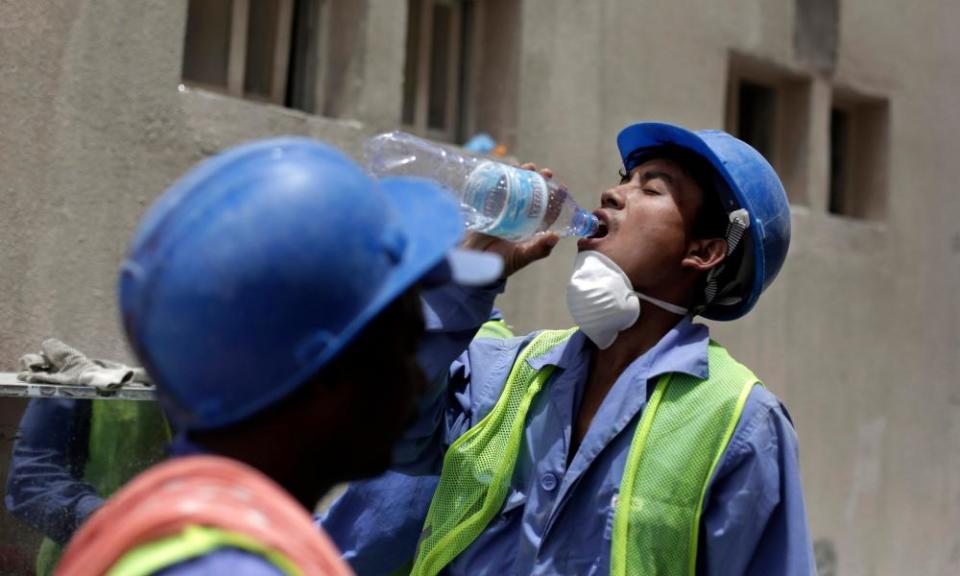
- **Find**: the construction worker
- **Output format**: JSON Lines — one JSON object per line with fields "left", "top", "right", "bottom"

{"left": 5, "top": 397, "right": 169, "bottom": 575}
{"left": 321, "top": 122, "right": 816, "bottom": 575}
{"left": 55, "top": 137, "right": 502, "bottom": 574}
{"left": 6, "top": 341, "right": 170, "bottom": 576}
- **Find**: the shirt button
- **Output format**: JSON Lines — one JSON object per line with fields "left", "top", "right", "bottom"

{"left": 540, "top": 472, "right": 558, "bottom": 492}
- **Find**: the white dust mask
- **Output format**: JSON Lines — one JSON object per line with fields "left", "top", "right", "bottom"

{"left": 565, "top": 251, "right": 689, "bottom": 349}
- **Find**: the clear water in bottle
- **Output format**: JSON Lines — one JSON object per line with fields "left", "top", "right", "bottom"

{"left": 364, "top": 132, "right": 599, "bottom": 241}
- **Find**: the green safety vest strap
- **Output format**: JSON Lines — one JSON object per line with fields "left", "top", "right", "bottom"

{"left": 411, "top": 328, "right": 577, "bottom": 576}
{"left": 106, "top": 524, "right": 301, "bottom": 576}
{"left": 36, "top": 400, "right": 171, "bottom": 576}
{"left": 610, "top": 341, "right": 759, "bottom": 576}
{"left": 411, "top": 333, "right": 759, "bottom": 576}
{"left": 475, "top": 319, "right": 515, "bottom": 340}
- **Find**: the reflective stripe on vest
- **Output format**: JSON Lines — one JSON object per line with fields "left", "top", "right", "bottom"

{"left": 107, "top": 524, "right": 300, "bottom": 576}
{"left": 411, "top": 330, "right": 759, "bottom": 576}
{"left": 475, "top": 319, "right": 515, "bottom": 340}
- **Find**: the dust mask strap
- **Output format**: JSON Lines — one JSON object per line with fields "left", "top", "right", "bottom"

{"left": 636, "top": 292, "right": 689, "bottom": 316}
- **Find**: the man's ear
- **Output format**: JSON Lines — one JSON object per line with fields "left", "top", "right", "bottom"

{"left": 681, "top": 237, "right": 726, "bottom": 272}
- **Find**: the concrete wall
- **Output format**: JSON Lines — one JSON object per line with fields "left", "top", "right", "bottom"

{"left": 0, "top": 0, "right": 406, "bottom": 366}
{"left": 1, "top": 0, "right": 958, "bottom": 574}
{"left": 505, "top": 2, "right": 960, "bottom": 575}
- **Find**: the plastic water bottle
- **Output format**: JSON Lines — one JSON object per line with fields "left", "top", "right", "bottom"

{"left": 364, "top": 132, "right": 599, "bottom": 241}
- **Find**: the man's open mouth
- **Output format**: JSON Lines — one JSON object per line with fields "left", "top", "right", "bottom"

{"left": 578, "top": 214, "right": 609, "bottom": 250}
{"left": 591, "top": 221, "right": 609, "bottom": 239}
{"left": 589, "top": 210, "right": 611, "bottom": 239}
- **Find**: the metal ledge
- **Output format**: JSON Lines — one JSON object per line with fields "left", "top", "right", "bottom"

{"left": 0, "top": 372, "right": 157, "bottom": 401}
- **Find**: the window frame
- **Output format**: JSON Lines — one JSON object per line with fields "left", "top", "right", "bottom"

{"left": 182, "top": 0, "right": 329, "bottom": 111}
{"left": 403, "top": 0, "right": 466, "bottom": 143}
{"left": 725, "top": 54, "right": 813, "bottom": 207}
{"left": 827, "top": 90, "right": 890, "bottom": 221}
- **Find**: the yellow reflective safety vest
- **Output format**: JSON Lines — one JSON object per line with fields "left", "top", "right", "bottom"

{"left": 411, "top": 329, "right": 759, "bottom": 576}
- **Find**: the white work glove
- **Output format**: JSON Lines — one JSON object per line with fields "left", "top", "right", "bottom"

{"left": 17, "top": 339, "right": 151, "bottom": 390}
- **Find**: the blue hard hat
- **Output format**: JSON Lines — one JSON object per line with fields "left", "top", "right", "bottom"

{"left": 119, "top": 137, "right": 501, "bottom": 430}
{"left": 463, "top": 133, "right": 497, "bottom": 155}
{"left": 617, "top": 122, "right": 791, "bottom": 320}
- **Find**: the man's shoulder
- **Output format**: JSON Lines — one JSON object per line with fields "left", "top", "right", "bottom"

{"left": 700, "top": 340, "right": 797, "bottom": 445}
{"left": 745, "top": 385, "right": 794, "bottom": 425}
{"left": 725, "top": 385, "right": 798, "bottom": 458}
{"left": 468, "top": 327, "right": 579, "bottom": 369}
{"left": 467, "top": 327, "right": 550, "bottom": 364}
{"left": 464, "top": 328, "right": 576, "bottom": 415}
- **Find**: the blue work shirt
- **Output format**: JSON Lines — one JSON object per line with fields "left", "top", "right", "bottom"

{"left": 152, "top": 548, "right": 284, "bottom": 576}
{"left": 321, "top": 283, "right": 816, "bottom": 575}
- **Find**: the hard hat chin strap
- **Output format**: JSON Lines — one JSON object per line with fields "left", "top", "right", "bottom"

{"left": 702, "top": 208, "right": 750, "bottom": 307}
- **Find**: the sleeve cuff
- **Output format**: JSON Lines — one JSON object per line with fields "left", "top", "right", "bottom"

{"left": 421, "top": 280, "right": 505, "bottom": 332}
{"left": 74, "top": 493, "right": 105, "bottom": 526}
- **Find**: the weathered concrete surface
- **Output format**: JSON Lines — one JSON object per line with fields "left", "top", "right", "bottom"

{"left": 505, "top": 1, "right": 960, "bottom": 574}
{"left": 0, "top": 0, "right": 385, "bottom": 366}
{"left": 1, "top": 0, "right": 959, "bottom": 574}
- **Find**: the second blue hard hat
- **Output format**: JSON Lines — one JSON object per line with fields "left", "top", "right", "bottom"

{"left": 119, "top": 137, "right": 501, "bottom": 430}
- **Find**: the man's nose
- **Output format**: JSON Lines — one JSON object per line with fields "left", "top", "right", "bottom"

{"left": 601, "top": 186, "right": 625, "bottom": 209}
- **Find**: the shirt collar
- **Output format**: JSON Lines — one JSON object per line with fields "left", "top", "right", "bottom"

{"left": 526, "top": 316, "right": 710, "bottom": 381}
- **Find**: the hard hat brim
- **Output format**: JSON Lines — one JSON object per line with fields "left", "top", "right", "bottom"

{"left": 120, "top": 141, "right": 503, "bottom": 432}
{"left": 617, "top": 122, "right": 742, "bottom": 212}
{"left": 380, "top": 176, "right": 503, "bottom": 291}
{"left": 211, "top": 176, "right": 501, "bottom": 430}
{"left": 280, "top": 177, "right": 500, "bottom": 382}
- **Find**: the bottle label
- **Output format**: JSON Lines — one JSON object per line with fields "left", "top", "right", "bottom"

{"left": 463, "top": 162, "right": 548, "bottom": 240}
